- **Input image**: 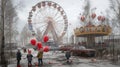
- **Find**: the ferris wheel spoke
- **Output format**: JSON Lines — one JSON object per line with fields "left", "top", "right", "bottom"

{"left": 39, "top": 25, "right": 48, "bottom": 33}
{"left": 52, "top": 10, "right": 59, "bottom": 18}
{"left": 43, "top": 7, "right": 48, "bottom": 16}
{"left": 45, "top": 6, "right": 52, "bottom": 16}
{"left": 36, "top": 11, "right": 44, "bottom": 18}
{"left": 35, "top": 9, "right": 43, "bottom": 16}
{"left": 54, "top": 15, "right": 62, "bottom": 20}
{"left": 37, "top": 10, "right": 43, "bottom": 16}
{"left": 42, "top": 6, "right": 49, "bottom": 17}
{"left": 50, "top": 8, "right": 57, "bottom": 17}
{"left": 55, "top": 20, "right": 64, "bottom": 23}
{"left": 33, "top": 10, "right": 44, "bottom": 20}
{"left": 48, "top": 7, "right": 53, "bottom": 17}
{"left": 37, "top": 24, "right": 47, "bottom": 29}
{"left": 32, "top": 19, "right": 45, "bottom": 24}
{"left": 41, "top": 28, "right": 47, "bottom": 32}
{"left": 54, "top": 23, "right": 64, "bottom": 30}
{"left": 54, "top": 27, "right": 62, "bottom": 36}
{"left": 54, "top": 15, "right": 62, "bottom": 21}
{"left": 33, "top": 17, "right": 43, "bottom": 23}
{"left": 49, "top": 7, "right": 56, "bottom": 17}
{"left": 54, "top": 23, "right": 64, "bottom": 28}
{"left": 38, "top": 7, "right": 47, "bottom": 18}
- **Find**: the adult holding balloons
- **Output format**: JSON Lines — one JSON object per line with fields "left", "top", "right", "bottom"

{"left": 37, "top": 48, "right": 44, "bottom": 66}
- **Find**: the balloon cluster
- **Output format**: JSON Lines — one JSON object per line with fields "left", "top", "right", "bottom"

{"left": 30, "top": 35, "right": 49, "bottom": 52}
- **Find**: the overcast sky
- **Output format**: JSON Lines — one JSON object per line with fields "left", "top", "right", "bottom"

{"left": 13, "top": 0, "right": 110, "bottom": 36}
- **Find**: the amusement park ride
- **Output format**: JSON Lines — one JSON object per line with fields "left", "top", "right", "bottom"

{"left": 27, "top": 0, "right": 112, "bottom": 48}
{"left": 27, "top": 1, "right": 68, "bottom": 45}
{"left": 26, "top": 0, "right": 113, "bottom": 57}
{"left": 74, "top": 0, "right": 112, "bottom": 47}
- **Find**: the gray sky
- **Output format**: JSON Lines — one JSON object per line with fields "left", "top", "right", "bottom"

{"left": 13, "top": 0, "right": 110, "bottom": 36}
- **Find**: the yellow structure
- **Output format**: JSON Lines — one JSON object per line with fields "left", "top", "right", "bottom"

{"left": 74, "top": 22, "right": 112, "bottom": 48}
{"left": 74, "top": 24, "right": 111, "bottom": 37}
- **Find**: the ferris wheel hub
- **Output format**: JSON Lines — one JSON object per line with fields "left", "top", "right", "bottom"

{"left": 46, "top": 17, "right": 54, "bottom": 23}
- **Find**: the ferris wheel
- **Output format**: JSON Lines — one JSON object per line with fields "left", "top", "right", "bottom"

{"left": 28, "top": 1, "right": 68, "bottom": 44}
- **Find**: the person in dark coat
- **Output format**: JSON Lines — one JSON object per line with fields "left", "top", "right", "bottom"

{"left": 16, "top": 49, "right": 22, "bottom": 65}
{"left": 65, "top": 50, "right": 71, "bottom": 63}
{"left": 27, "top": 50, "right": 33, "bottom": 67}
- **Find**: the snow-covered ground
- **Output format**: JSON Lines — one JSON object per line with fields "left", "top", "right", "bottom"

{"left": 0, "top": 48, "right": 120, "bottom": 67}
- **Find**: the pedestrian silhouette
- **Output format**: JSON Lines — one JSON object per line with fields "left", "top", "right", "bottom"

{"left": 65, "top": 50, "right": 71, "bottom": 63}
{"left": 16, "top": 49, "right": 22, "bottom": 66}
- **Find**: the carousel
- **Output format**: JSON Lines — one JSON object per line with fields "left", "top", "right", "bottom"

{"left": 74, "top": 15, "right": 112, "bottom": 47}
{"left": 74, "top": 17, "right": 111, "bottom": 48}
{"left": 74, "top": 1, "right": 112, "bottom": 47}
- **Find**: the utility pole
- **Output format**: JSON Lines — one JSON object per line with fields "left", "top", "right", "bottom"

{"left": 0, "top": 0, "right": 7, "bottom": 67}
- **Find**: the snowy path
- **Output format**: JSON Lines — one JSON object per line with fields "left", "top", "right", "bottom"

{"left": 5, "top": 49, "right": 120, "bottom": 67}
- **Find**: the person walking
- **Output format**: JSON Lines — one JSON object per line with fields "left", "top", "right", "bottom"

{"left": 16, "top": 49, "right": 22, "bottom": 66}
{"left": 27, "top": 50, "right": 33, "bottom": 67}
{"left": 37, "top": 49, "right": 43, "bottom": 66}
{"left": 65, "top": 50, "right": 71, "bottom": 63}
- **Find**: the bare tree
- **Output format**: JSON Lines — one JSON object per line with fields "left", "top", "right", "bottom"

{"left": 109, "top": 0, "right": 120, "bottom": 34}
{"left": 0, "top": 0, "right": 20, "bottom": 66}
{"left": 0, "top": 0, "right": 8, "bottom": 66}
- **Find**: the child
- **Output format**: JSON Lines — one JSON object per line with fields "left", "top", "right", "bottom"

{"left": 37, "top": 48, "right": 43, "bottom": 66}
{"left": 27, "top": 50, "right": 33, "bottom": 67}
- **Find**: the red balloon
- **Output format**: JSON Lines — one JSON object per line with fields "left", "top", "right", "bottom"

{"left": 37, "top": 42, "right": 42, "bottom": 49}
{"left": 30, "top": 39, "right": 36, "bottom": 45}
{"left": 43, "top": 46, "right": 49, "bottom": 52}
{"left": 43, "top": 35, "right": 49, "bottom": 42}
